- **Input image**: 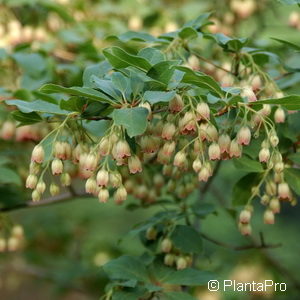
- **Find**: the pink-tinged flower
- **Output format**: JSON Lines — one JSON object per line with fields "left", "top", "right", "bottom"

{"left": 51, "top": 159, "right": 63, "bottom": 175}
{"left": 26, "top": 174, "right": 38, "bottom": 189}
{"left": 208, "top": 142, "right": 221, "bottom": 160}
{"left": 274, "top": 107, "right": 285, "bottom": 123}
{"left": 259, "top": 147, "right": 270, "bottom": 163}
{"left": 278, "top": 182, "right": 292, "bottom": 200}
{"left": 169, "top": 95, "right": 184, "bottom": 113}
{"left": 241, "top": 87, "right": 257, "bottom": 102}
{"left": 218, "top": 134, "right": 231, "bottom": 154}
{"left": 113, "top": 140, "right": 131, "bottom": 159}
{"left": 85, "top": 178, "right": 97, "bottom": 194}
{"left": 96, "top": 169, "right": 109, "bottom": 187}
{"left": 161, "top": 123, "right": 176, "bottom": 140}
{"left": 263, "top": 209, "right": 275, "bottom": 224}
{"left": 239, "top": 209, "right": 251, "bottom": 224}
{"left": 31, "top": 145, "right": 45, "bottom": 164}
{"left": 0, "top": 121, "right": 15, "bottom": 140}
{"left": 114, "top": 186, "right": 127, "bottom": 204}
{"left": 128, "top": 155, "right": 142, "bottom": 174}
{"left": 229, "top": 139, "right": 242, "bottom": 158}
{"left": 98, "top": 188, "right": 109, "bottom": 203}
{"left": 237, "top": 126, "right": 251, "bottom": 145}
{"left": 196, "top": 102, "right": 210, "bottom": 121}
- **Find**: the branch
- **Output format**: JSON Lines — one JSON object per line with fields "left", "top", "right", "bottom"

{"left": 0, "top": 189, "right": 91, "bottom": 213}
{"left": 200, "top": 232, "right": 282, "bottom": 251}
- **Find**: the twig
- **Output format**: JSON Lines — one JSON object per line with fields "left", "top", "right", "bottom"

{"left": 200, "top": 232, "right": 282, "bottom": 251}
{"left": 0, "top": 189, "right": 91, "bottom": 213}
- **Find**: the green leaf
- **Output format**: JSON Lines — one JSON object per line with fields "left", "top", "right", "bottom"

{"left": 138, "top": 48, "right": 165, "bottom": 65}
{"left": 163, "top": 292, "right": 197, "bottom": 300}
{"left": 143, "top": 91, "right": 176, "bottom": 105}
{"left": 83, "top": 120, "right": 111, "bottom": 137}
{"left": 112, "top": 72, "right": 130, "bottom": 94}
{"left": 178, "top": 27, "right": 199, "bottom": 40}
{"left": 147, "top": 61, "right": 180, "bottom": 85}
{"left": 233, "top": 156, "right": 264, "bottom": 173}
{"left": 82, "top": 61, "right": 112, "bottom": 87}
{"left": 161, "top": 268, "right": 214, "bottom": 286}
{"left": 170, "top": 225, "right": 203, "bottom": 254}
{"left": 288, "top": 152, "right": 300, "bottom": 164}
{"left": 271, "top": 38, "right": 300, "bottom": 51}
{"left": 107, "top": 31, "right": 156, "bottom": 43}
{"left": 284, "top": 168, "right": 300, "bottom": 195}
{"left": 277, "top": 0, "right": 300, "bottom": 5}
{"left": 103, "top": 255, "right": 149, "bottom": 282}
{"left": 103, "top": 47, "right": 152, "bottom": 72}
{"left": 232, "top": 173, "right": 262, "bottom": 206}
{"left": 175, "top": 66, "right": 223, "bottom": 96}
{"left": 60, "top": 97, "right": 85, "bottom": 112}
{"left": 252, "top": 95, "right": 300, "bottom": 110}
{"left": 168, "top": 69, "right": 185, "bottom": 89}
{"left": 90, "top": 76, "right": 122, "bottom": 100}
{"left": 0, "top": 167, "right": 21, "bottom": 186}
{"left": 40, "top": 84, "right": 114, "bottom": 104}
{"left": 6, "top": 100, "right": 69, "bottom": 115}
{"left": 112, "top": 107, "right": 148, "bottom": 137}
{"left": 11, "top": 111, "right": 42, "bottom": 125}
{"left": 206, "top": 33, "right": 248, "bottom": 52}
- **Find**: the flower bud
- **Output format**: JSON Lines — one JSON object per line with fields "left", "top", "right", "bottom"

{"left": 164, "top": 254, "right": 175, "bottom": 266}
{"left": 85, "top": 178, "right": 97, "bottom": 194}
{"left": 51, "top": 159, "right": 63, "bottom": 175}
{"left": 114, "top": 140, "right": 131, "bottom": 159}
{"left": 146, "top": 227, "right": 157, "bottom": 240}
{"left": 99, "top": 137, "right": 110, "bottom": 156}
{"left": 109, "top": 172, "right": 122, "bottom": 187}
{"left": 198, "top": 163, "right": 211, "bottom": 182}
{"left": 278, "top": 182, "right": 291, "bottom": 200}
{"left": 241, "top": 87, "right": 257, "bottom": 102}
{"left": 36, "top": 180, "right": 46, "bottom": 194}
{"left": 61, "top": 173, "right": 71, "bottom": 186}
{"left": 128, "top": 155, "right": 142, "bottom": 174}
{"left": 176, "top": 256, "right": 188, "bottom": 270}
{"left": 269, "top": 133, "right": 279, "bottom": 147}
{"left": 12, "top": 225, "right": 24, "bottom": 238}
{"left": 114, "top": 186, "right": 127, "bottom": 204}
{"left": 196, "top": 102, "right": 210, "bottom": 120}
{"left": 54, "top": 141, "right": 65, "bottom": 160}
{"left": 274, "top": 162, "right": 284, "bottom": 173}
{"left": 161, "top": 238, "right": 172, "bottom": 253}
{"left": 206, "top": 124, "right": 219, "bottom": 142}
{"left": 98, "top": 188, "right": 109, "bottom": 203}
{"left": 208, "top": 142, "right": 221, "bottom": 160}
{"left": 266, "top": 181, "right": 276, "bottom": 196}
{"left": 192, "top": 158, "right": 202, "bottom": 172}
{"left": 32, "top": 189, "right": 41, "bottom": 202}
{"left": 135, "top": 185, "right": 148, "bottom": 199}
{"left": 238, "top": 223, "right": 252, "bottom": 236}
{"left": 1, "top": 120, "right": 16, "bottom": 140}
{"left": 162, "top": 141, "right": 176, "bottom": 156}
{"left": 270, "top": 197, "right": 280, "bottom": 213}
{"left": 261, "top": 194, "right": 270, "bottom": 205}
{"left": 29, "top": 161, "right": 40, "bottom": 175}
{"left": 274, "top": 107, "right": 285, "bottom": 123}
{"left": 31, "top": 145, "right": 45, "bottom": 164}
{"left": 169, "top": 94, "right": 184, "bottom": 113}
{"left": 26, "top": 174, "right": 38, "bottom": 189}
{"left": 218, "top": 134, "right": 231, "bottom": 154}
{"left": 96, "top": 169, "right": 109, "bottom": 187}
{"left": 261, "top": 104, "right": 271, "bottom": 116}
{"left": 0, "top": 238, "right": 6, "bottom": 252}
{"left": 259, "top": 147, "right": 270, "bottom": 163}
{"left": 229, "top": 139, "right": 242, "bottom": 158}
{"left": 7, "top": 237, "right": 19, "bottom": 252}
{"left": 50, "top": 183, "right": 60, "bottom": 196}
{"left": 153, "top": 174, "right": 164, "bottom": 188}
{"left": 264, "top": 209, "right": 275, "bottom": 224}
{"left": 84, "top": 153, "right": 98, "bottom": 171}
{"left": 237, "top": 126, "right": 251, "bottom": 145}
{"left": 173, "top": 151, "right": 186, "bottom": 168}
{"left": 140, "top": 135, "right": 160, "bottom": 153}
{"left": 289, "top": 11, "right": 300, "bottom": 28}
{"left": 161, "top": 122, "right": 176, "bottom": 140}
{"left": 239, "top": 209, "right": 251, "bottom": 224}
